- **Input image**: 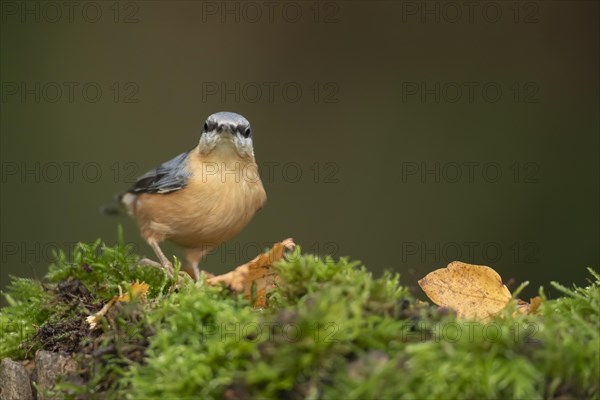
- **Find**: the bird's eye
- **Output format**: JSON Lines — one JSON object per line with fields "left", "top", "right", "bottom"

{"left": 203, "top": 122, "right": 209, "bottom": 131}
{"left": 243, "top": 127, "right": 252, "bottom": 138}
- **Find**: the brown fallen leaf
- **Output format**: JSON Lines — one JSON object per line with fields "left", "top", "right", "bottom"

{"left": 418, "top": 261, "right": 512, "bottom": 320}
{"left": 87, "top": 280, "right": 150, "bottom": 329}
{"left": 207, "top": 238, "right": 295, "bottom": 307}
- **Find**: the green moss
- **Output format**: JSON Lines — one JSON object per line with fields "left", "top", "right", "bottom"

{"left": 46, "top": 227, "right": 182, "bottom": 301}
{"left": 0, "top": 233, "right": 598, "bottom": 399}
{"left": 0, "top": 277, "right": 52, "bottom": 358}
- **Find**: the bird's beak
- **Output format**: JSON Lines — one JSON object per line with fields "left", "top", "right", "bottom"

{"left": 217, "top": 125, "right": 235, "bottom": 136}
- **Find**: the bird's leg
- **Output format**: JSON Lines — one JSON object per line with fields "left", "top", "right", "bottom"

{"left": 188, "top": 259, "right": 201, "bottom": 282}
{"left": 186, "top": 247, "right": 214, "bottom": 281}
{"left": 146, "top": 239, "right": 175, "bottom": 276}
{"left": 185, "top": 249, "right": 203, "bottom": 281}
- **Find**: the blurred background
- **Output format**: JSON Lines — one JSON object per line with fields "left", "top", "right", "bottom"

{"left": 1, "top": 1, "right": 598, "bottom": 303}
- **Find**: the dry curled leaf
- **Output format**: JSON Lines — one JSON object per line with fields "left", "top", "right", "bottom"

{"left": 207, "top": 238, "right": 295, "bottom": 307}
{"left": 418, "top": 261, "right": 512, "bottom": 320}
{"left": 86, "top": 297, "right": 118, "bottom": 330}
{"left": 517, "top": 296, "right": 543, "bottom": 315}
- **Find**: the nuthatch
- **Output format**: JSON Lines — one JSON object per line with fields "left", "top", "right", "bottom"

{"left": 113, "top": 112, "right": 266, "bottom": 280}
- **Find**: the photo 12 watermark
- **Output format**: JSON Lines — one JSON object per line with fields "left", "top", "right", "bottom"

{"left": 400, "top": 81, "right": 540, "bottom": 104}
{"left": 1, "top": 81, "right": 140, "bottom": 104}
{"left": 400, "top": 241, "right": 541, "bottom": 264}
{"left": 0, "top": 1, "right": 140, "bottom": 24}
{"left": 199, "top": 321, "right": 340, "bottom": 343}
{"left": 201, "top": 81, "right": 340, "bottom": 104}
{"left": 199, "top": 1, "right": 340, "bottom": 24}
{"left": 0, "top": 241, "right": 142, "bottom": 264}
{"left": 399, "top": 161, "right": 541, "bottom": 184}
{"left": 397, "top": 1, "right": 540, "bottom": 24}
{"left": 204, "top": 240, "right": 339, "bottom": 264}
{"left": 403, "top": 320, "right": 540, "bottom": 343}
{"left": 1, "top": 161, "right": 142, "bottom": 185}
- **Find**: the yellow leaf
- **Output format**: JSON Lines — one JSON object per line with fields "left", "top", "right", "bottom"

{"left": 207, "top": 238, "right": 295, "bottom": 307}
{"left": 118, "top": 280, "right": 150, "bottom": 302}
{"left": 418, "top": 261, "right": 512, "bottom": 320}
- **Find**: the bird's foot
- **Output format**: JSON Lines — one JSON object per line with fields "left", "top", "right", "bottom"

{"left": 138, "top": 258, "right": 186, "bottom": 282}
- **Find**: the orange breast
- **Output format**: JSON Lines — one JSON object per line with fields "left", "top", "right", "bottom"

{"left": 132, "top": 148, "right": 266, "bottom": 249}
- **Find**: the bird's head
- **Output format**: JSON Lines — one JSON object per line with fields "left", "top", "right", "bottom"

{"left": 198, "top": 112, "right": 255, "bottom": 158}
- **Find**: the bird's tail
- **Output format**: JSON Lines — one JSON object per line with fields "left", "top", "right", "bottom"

{"left": 100, "top": 193, "right": 124, "bottom": 216}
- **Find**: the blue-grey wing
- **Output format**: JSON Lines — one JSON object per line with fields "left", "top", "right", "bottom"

{"left": 127, "top": 150, "right": 192, "bottom": 194}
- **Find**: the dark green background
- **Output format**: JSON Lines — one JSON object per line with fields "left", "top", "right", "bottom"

{"left": 1, "top": 1, "right": 598, "bottom": 301}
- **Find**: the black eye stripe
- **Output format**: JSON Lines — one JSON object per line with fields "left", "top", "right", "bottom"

{"left": 202, "top": 120, "right": 250, "bottom": 136}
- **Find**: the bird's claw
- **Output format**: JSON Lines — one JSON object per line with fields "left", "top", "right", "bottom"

{"left": 138, "top": 258, "right": 187, "bottom": 282}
